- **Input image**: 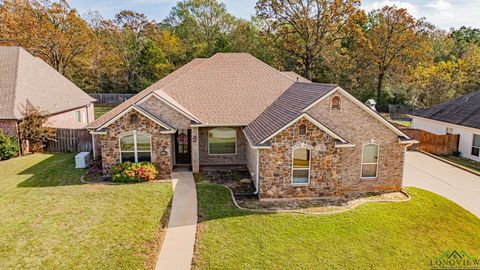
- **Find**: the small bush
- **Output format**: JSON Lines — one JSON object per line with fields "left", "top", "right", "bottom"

{"left": 111, "top": 162, "right": 158, "bottom": 183}
{"left": 0, "top": 131, "right": 20, "bottom": 160}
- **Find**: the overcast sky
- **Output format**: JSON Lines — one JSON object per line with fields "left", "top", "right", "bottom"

{"left": 68, "top": 0, "right": 480, "bottom": 30}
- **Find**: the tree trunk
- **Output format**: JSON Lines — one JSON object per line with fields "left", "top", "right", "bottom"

{"left": 377, "top": 72, "right": 384, "bottom": 105}
{"left": 305, "top": 49, "right": 313, "bottom": 81}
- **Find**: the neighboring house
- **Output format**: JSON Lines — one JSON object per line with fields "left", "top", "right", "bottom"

{"left": 0, "top": 46, "right": 96, "bottom": 140}
{"left": 411, "top": 91, "right": 480, "bottom": 162}
{"left": 87, "top": 53, "right": 414, "bottom": 199}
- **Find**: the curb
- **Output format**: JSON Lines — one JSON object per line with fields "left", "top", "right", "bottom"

{"left": 201, "top": 183, "right": 411, "bottom": 216}
{"left": 419, "top": 151, "right": 480, "bottom": 177}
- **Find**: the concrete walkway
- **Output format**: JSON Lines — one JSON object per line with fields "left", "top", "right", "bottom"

{"left": 404, "top": 151, "right": 480, "bottom": 217}
{"left": 155, "top": 172, "right": 197, "bottom": 270}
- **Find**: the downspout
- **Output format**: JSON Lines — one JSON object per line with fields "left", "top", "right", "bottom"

{"left": 91, "top": 133, "right": 96, "bottom": 160}
{"left": 254, "top": 148, "right": 259, "bottom": 195}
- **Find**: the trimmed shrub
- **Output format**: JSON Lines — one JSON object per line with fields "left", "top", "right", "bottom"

{"left": 111, "top": 162, "right": 158, "bottom": 183}
{"left": 0, "top": 131, "right": 20, "bottom": 160}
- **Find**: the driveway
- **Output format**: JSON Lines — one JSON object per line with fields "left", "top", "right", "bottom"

{"left": 404, "top": 151, "right": 480, "bottom": 217}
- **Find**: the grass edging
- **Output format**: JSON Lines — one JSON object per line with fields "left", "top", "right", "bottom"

{"left": 199, "top": 183, "right": 411, "bottom": 215}
{"left": 420, "top": 150, "right": 480, "bottom": 177}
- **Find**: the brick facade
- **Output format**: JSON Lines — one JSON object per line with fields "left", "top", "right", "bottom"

{"left": 256, "top": 91, "right": 405, "bottom": 199}
{"left": 138, "top": 96, "right": 191, "bottom": 129}
{"left": 198, "top": 127, "right": 247, "bottom": 166}
{"left": 100, "top": 110, "right": 172, "bottom": 179}
{"left": 46, "top": 104, "right": 95, "bottom": 129}
{"left": 307, "top": 92, "right": 405, "bottom": 194}
{"left": 258, "top": 118, "right": 341, "bottom": 199}
{"left": 0, "top": 120, "right": 18, "bottom": 138}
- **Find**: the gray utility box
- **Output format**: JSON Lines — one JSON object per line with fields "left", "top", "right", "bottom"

{"left": 75, "top": 152, "right": 90, "bottom": 169}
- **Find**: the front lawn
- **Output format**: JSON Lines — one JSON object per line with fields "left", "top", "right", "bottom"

{"left": 193, "top": 184, "right": 480, "bottom": 270}
{"left": 441, "top": 155, "right": 480, "bottom": 174}
{"left": 0, "top": 153, "right": 172, "bottom": 269}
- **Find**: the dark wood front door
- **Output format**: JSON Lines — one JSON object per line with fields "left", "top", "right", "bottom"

{"left": 175, "top": 129, "right": 191, "bottom": 165}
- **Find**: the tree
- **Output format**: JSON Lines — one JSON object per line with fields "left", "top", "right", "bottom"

{"left": 355, "top": 6, "right": 431, "bottom": 104}
{"left": 165, "top": 0, "right": 236, "bottom": 57}
{"left": 0, "top": 0, "right": 95, "bottom": 75}
{"left": 18, "top": 105, "right": 55, "bottom": 152}
{"left": 255, "top": 0, "right": 363, "bottom": 80}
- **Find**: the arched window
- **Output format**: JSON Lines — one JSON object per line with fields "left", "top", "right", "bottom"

{"left": 292, "top": 148, "right": 310, "bottom": 185}
{"left": 120, "top": 131, "right": 152, "bottom": 163}
{"left": 361, "top": 143, "right": 379, "bottom": 178}
{"left": 331, "top": 95, "right": 342, "bottom": 111}
{"left": 208, "top": 128, "right": 236, "bottom": 155}
{"left": 298, "top": 124, "right": 307, "bottom": 136}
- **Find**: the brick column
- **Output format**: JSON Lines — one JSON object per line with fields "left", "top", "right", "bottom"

{"left": 191, "top": 127, "right": 200, "bottom": 173}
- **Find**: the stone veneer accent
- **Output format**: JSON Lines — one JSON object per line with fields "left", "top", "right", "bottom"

{"left": 258, "top": 118, "right": 340, "bottom": 199}
{"left": 100, "top": 110, "right": 172, "bottom": 178}
{"left": 191, "top": 127, "right": 200, "bottom": 173}
{"left": 198, "top": 127, "right": 247, "bottom": 166}
{"left": 256, "top": 91, "right": 406, "bottom": 199}
{"left": 307, "top": 92, "right": 405, "bottom": 194}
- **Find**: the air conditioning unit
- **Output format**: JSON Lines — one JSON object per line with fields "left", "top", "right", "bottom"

{"left": 75, "top": 152, "right": 90, "bottom": 169}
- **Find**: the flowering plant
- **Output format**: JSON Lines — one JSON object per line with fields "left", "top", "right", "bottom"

{"left": 111, "top": 162, "right": 158, "bottom": 182}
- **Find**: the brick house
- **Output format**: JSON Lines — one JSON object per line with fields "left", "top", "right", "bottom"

{"left": 0, "top": 47, "right": 96, "bottom": 141}
{"left": 87, "top": 53, "right": 416, "bottom": 199}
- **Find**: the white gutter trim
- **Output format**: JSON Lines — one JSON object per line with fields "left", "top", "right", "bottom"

{"left": 335, "top": 143, "right": 356, "bottom": 148}
{"left": 399, "top": 139, "right": 419, "bottom": 144}
{"left": 91, "top": 133, "right": 96, "bottom": 160}
{"left": 90, "top": 131, "right": 107, "bottom": 135}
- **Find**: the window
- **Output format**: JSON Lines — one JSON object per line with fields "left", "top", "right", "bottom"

{"left": 208, "top": 128, "right": 236, "bottom": 155}
{"left": 331, "top": 96, "right": 342, "bottom": 111}
{"left": 75, "top": 111, "right": 82, "bottom": 123}
{"left": 299, "top": 124, "right": 307, "bottom": 136}
{"left": 361, "top": 144, "right": 379, "bottom": 178}
{"left": 120, "top": 132, "right": 152, "bottom": 163}
{"left": 472, "top": 134, "right": 480, "bottom": 157}
{"left": 292, "top": 148, "right": 310, "bottom": 185}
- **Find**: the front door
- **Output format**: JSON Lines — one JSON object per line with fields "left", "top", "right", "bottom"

{"left": 175, "top": 129, "right": 191, "bottom": 165}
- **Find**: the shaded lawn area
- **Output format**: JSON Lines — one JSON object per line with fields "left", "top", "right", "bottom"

{"left": 94, "top": 106, "right": 114, "bottom": 119}
{"left": 0, "top": 153, "right": 172, "bottom": 269}
{"left": 193, "top": 184, "right": 480, "bottom": 270}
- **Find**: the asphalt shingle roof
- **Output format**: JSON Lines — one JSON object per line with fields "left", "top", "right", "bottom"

{"left": 244, "top": 82, "right": 338, "bottom": 146}
{"left": 89, "top": 53, "right": 302, "bottom": 129}
{"left": 0, "top": 47, "right": 95, "bottom": 119}
{"left": 412, "top": 91, "right": 480, "bottom": 130}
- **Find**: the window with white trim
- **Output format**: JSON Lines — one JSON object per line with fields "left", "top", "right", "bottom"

{"left": 292, "top": 148, "right": 310, "bottom": 184}
{"left": 208, "top": 128, "right": 236, "bottom": 155}
{"left": 361, "top": 144, "right": 379, "bottom": 178}
{"left": 75, "top": 110, "right": 82, "bottom": 123}
{"left": 472, "top": 134, "right": 480, "bottom": 157}
{"left": 120, "top": 131, "right": 152, "bottom": 163}
{"left": 298, "top": 124, "right": 307, "bottom": 136}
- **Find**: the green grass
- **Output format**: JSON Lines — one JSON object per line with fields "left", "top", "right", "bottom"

{"left": 193, "top": 184, "right": 480, "bottom": 270}
{"left": 441, "top": 155, "right": 480, "bottom": 173}
{"left": 0, "top": 153, "right": 172, "bottom": 269}
{"left": 94, "top": 106, "right": 114, "bottom": 119}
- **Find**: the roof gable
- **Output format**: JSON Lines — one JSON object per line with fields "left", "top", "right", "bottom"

{"left": 412, "top": 91, "right": 480, "bottom": 130}
{"left": 0, "top": 47, "right": 95, "bottom": 119}
{"left": 244, "top": 82, "right": 338, "bottom": 146}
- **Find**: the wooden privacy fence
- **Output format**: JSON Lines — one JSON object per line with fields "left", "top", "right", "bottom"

{"left": 46, "top": 129, "right": 92, "bottom": 153}
{"left": 90, "top": 93, "right": 135, "bottom": 106}
{"left": 400, "top": 128, "right": 460, "bottom": 155}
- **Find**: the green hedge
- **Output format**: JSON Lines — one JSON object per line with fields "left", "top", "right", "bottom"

{"left": 0, "top": 131, "right": 19, "bottom": 160}
{"left": 111, "top": 162, "right": 158, "bottom": 182}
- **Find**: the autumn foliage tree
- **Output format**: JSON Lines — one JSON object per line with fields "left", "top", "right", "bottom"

{"left": 353, "top": 6, "right": 432, "bottom": 104}
{"left": 255, "top": 0, "right": 363, "bottom": 80}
